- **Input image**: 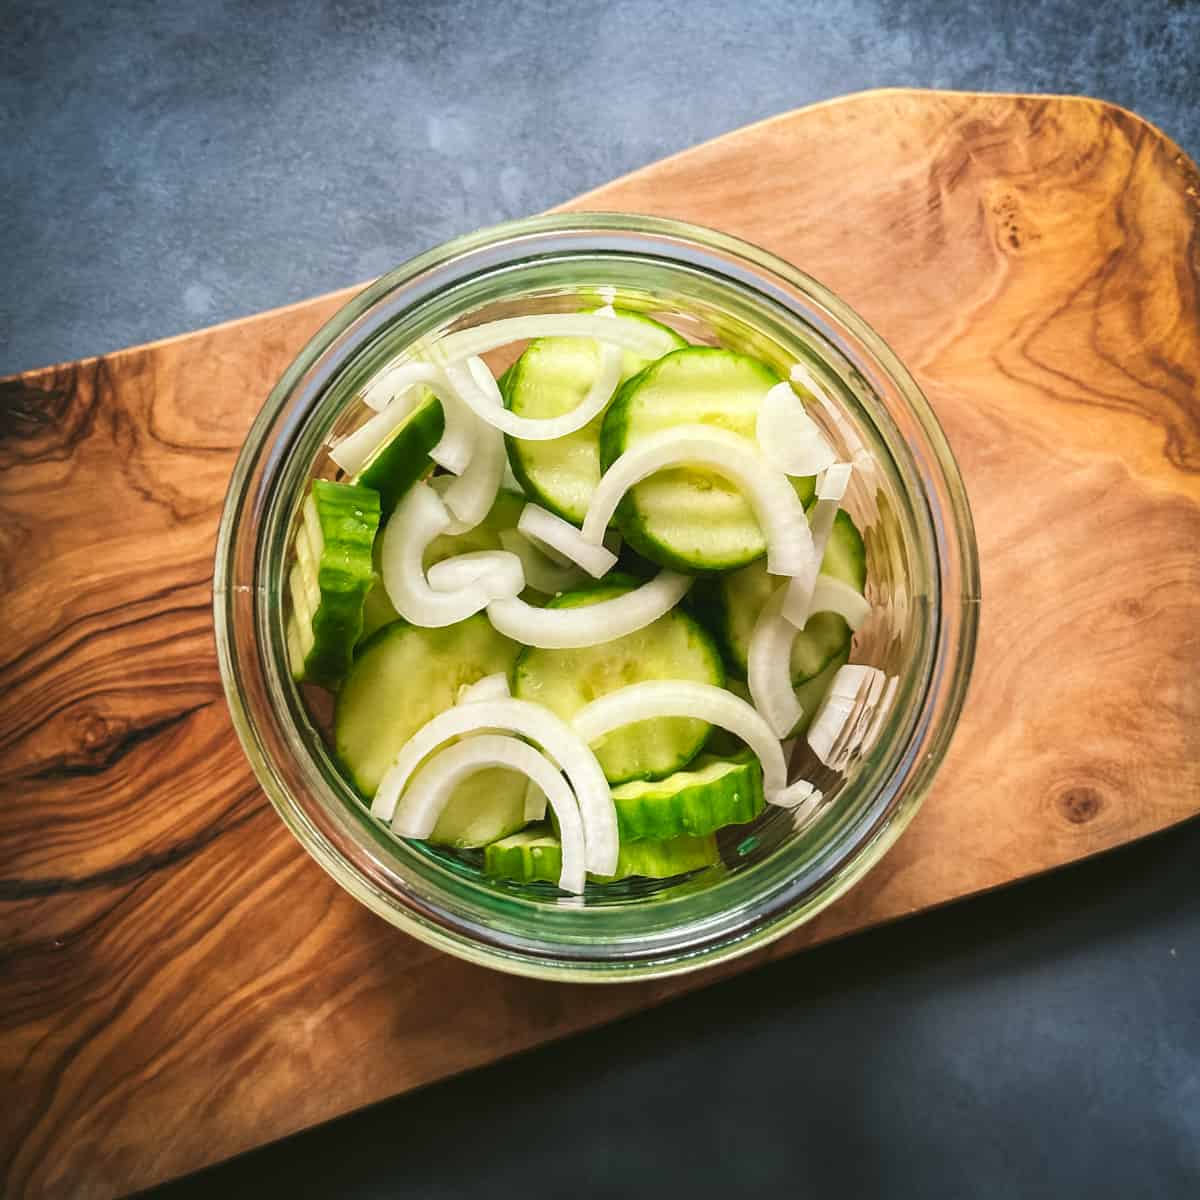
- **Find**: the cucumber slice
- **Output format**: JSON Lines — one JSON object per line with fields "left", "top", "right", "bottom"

{"left": 611, "top": 750, "right": 765, "bottom": 841}
{"left": 358, "top": 486, "right": 526, "bottom": 642}
{"left": 335, "top": 615, "right": 527, "bottom": 846}
{"left": 598, "top": 348, "right": 815, "bottom": 571}
{"left": 484, "top": 826, "right": 720, "bottom": 884}
{"left": 716, "top": 509, "right": 866, "bottom": 681}
{"left": 502, "top": 310, "right": 686, "bottom": 524}
{"left": 511, "top": 581, "right": 724, "bottom": 784}
{"left": 353, "top": 390, "right": 445, "bottom": 518}
{"left": 286, "top": 480, "right": 381, "bottom": 688}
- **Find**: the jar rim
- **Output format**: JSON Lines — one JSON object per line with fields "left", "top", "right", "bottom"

{"left": 214, "top": 212, "right": 980, "bottom": 982}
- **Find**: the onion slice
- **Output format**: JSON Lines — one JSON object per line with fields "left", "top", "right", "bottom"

{"left": 427, "top": 551, "right": 524, "bottom": 600}
{"left": 773, "top": 777, "right": 820, "bottom": 810}
{"left": 809, "top": 575, "right": 871, "bottom": 630}
{"left": 747, "top": 584, "right": 804, "bottom": 737}
{"left": 782, "top": 462, "right": 854, "bottom": 627}
{"left": 428, "top": 385, "right": 476, "bottom": 476}
{"left": 435, "top": 361, "right": 507, "bottom": 531}
{"left": 487, "top": 571, "right": 691, "bottom": 649}
{"left": 571, "top": 680, "right": 788, "bottom": 799}
{"left": 391, "top": 735, "right": 586, "bottom": 893}
{"left": 456, "top": 673, "right": 511, "bottom": 705}
{"left": 446, "top": 343, "right": 623, "bottom": 442}
{"left": 581, "top": 425, "right": 814, "bottom": 576}
{"left": 371, "top": 698, "right": 617, "bottom": 875}
{"left": 361, "top": 361, "right": 444, "bottom": 413}
{"left": 756, "top": 382, "right": 838, "bottom": 476}
{"left": 380, "top": 483, "right": 494, "bottom": 627}
{"left": 498, "top": 529, "right": 586, "bottom": 594}
{"left": 435, "top": 314, "right": 669, "bottom": 366}
{"left": 807, "top": 664, "right": 888, "bottom": 769}
{"left": 329, "top": 394, "right": 417, "bottom": 475}
{"left": 518, "top": 504, "right": 618, "bottom": 578}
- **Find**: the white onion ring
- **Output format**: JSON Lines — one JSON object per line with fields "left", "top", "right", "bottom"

{"left": 456, "top": 673, "right": 512, "bottom": 705}
{"left": 781, "top": 462, "right": 854, "bottom": 627}
{"left": 361, "top": 361, "right": 444, "bottom": 413}
{"left": 426, "top": 551, "right": 524, "bottom": 600}
{"left": 329, "top": 393, "right": 418, "bottom": 476}
{"left": 756, "top": 382, "right": 838, "bottom": 476}
{"left": 486, "top": 571, "right": 691, "bottom": 649}
{"left": 581, "top": 425, "right": 814, "bottom": 576}
{"left": 807, "top": 665, "right": 887, "bottom": 769}
{"left": 747, "top": 584, "right": 804, "bottom": 738}
{"left": 498, "top": 529, "right": 586, "bottom": 594}
{"left": 571, "top": 680, "right": 788, "bottom": 799}
{"left": 380, "top": 483, "right": 494, "bottom": 627}
{"left": 391, "top": 735, "right": 586, "bottom": 894}
{"left": 518, "top": 503, "right": 618, "bottom": 578}
{"left": 809, "top": 575, "right": 871, "bottom": 630}
{"left": 435, "top": 361, "right": 507, "bottom": 531}
{"left": 370, "top": 698, "right": 617, "bottom": 875}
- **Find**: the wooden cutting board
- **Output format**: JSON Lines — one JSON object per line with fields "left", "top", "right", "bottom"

{"left": 2, "top": 89, "right": 1198, "bottom": 1199}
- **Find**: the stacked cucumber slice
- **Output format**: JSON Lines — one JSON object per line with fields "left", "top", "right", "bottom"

{"left": 285, "top": 306, "right": 878, "bottom": 893}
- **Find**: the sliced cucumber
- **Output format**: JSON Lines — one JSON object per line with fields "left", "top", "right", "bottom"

{"left": 502, "top": 310, "right": 686, "bottom": 524}
{"left": 611, "top": 750, "right": 764, "bottom": 841}
{"left": 353, "top": 390, "right": 444, "bottom": 518}
{"left": 511, "top": 581, "right": 724, "bottom": 784}
{"left": 598, "top": 348, "right": 816, "bottom": 571}
{"left": 484, "top": 826, "right": 720, "bottom": 884}
{"left": 716, "top": 509, "right": 867, "bottom": 681}
{"left": 286, "top": 480, "right": 381, "bottom": 688}
{"left": 358, "top": 486, "right": 526, "bottom": 642}
{"left": 335, "top": 615, "right": 527, "bottom": 846}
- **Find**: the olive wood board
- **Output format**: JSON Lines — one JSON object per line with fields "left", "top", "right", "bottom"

{"left": 2, "top": 89, "right": 1198, "bottom": 1199}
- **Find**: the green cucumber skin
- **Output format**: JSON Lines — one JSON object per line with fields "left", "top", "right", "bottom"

{"left": 354, "top": 392, "right": 445, "bottom": 518}
{"left": 610, "top": 750, "right": 765, "bottom": 841}
{"left": 295, "top": 480, "right": 381, "bottom": 689}
{"left": 597, "top": 348, "right": 816, "bottom": 573}
{"left": 484, "top": 827, "right": 720, "bottom": 884}
{"left": 501, "top": 310, "right": 686, "bottom": 525}
{"left": 511, "top": 582, "right": 725, "bottom": 785}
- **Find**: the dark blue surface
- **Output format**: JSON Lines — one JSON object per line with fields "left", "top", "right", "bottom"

{"left": 4, "top": 2, "right": 1198, "bottom": 1197}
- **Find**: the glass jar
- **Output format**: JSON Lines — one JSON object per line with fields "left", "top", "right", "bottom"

{"left": 213, "top": 213, "right": 979, "bottom": 982}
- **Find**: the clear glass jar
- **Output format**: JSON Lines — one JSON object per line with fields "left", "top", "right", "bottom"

{"left": 214, "top": 213, "right": 979, "bottom": 982}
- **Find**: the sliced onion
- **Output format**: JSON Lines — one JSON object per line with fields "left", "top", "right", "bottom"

{"left": 581, "top": 425, "right": 814, "bottom": 576}
{"left": 571, "top": 680, "right": 787, "bottom": 799}
{"left": 756, "top": 382, "right": 838, "bottom": 476}
{"left": 519, "top": 503, "right": 618, "bottom": 578}
{"left": 810, "top": 575, "right": 871, "bottom": 630}
{"left": 380, "top": 483, "right": 493, "bottom": 627}
{"left": 361, "top": 361, "right": 444, "bottom": 413}
{"left": 437, "top": 362, "right": 506, "bottom": 531}
{"left": 428, "top": 385, "right": 476, "bottom": 476}
{"left": 498, "top": 529, "right": 586, "bottom": 594}
{"left": 773, "top": 777, "right": 819, "bottom": 810}
{"left": 807, "top": 664, "right": 887, "bottom": 769}
{"left": 456, "top": 673, "right": 511, "bottom": 705}
{"left": 487, "top": 570, "right": 691, "bottom": 649}
{"left": 435, "top": 314, "right": 669, "bottom": 367}
{"left": 747, "top": 584, "right": 804, "bottom": 738}
{"left": 391, "top": 735, "right": 586, "bottom": 894}
{"left": 787, "top": 786, "right": 827, "bottom": 828}
{"left": 523, "top": 779, "right": 548, "bottom": 822}
{"left": 371, "top": 698, "right": 617, "bottom": 875}
{"left": 329, "top": 393, "right": 418, "bottom": 475}
{"left": 781, "top": 462, "right": 854, "bottom": 627}
{"left": 426, "top": 550, "right": 525, "bottom": 599}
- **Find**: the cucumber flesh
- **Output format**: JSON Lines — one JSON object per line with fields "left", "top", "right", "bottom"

{"left": 286, "top": 480, "right": 381, "bottom": 688}
{"left": 598, "top": 348, "right": 816, "bottom": 571}
{"left": 334, "top": 614, "right": 527, "bottom": 846}
{"left": 358, "top": 486, "right": 526, "bottom": 642}
{"left": 611, "top": 750, "right": 764, "bottom": 841}
{"left": 511, "top": 582, "right": 724, "bottom": 784}
{"left": 484, "top": 826, "right": 720, "bottom": 884}
{"left": 353, "top": 391, "right": 444, "bottom": 519}
{"left": 503, "top": 310, "right": 686, "bottom": 524}
{"left": 718, "top": 509, "right": 867, "bottom": 681}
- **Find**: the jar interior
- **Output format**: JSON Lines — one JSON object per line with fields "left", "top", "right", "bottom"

{"left": 256, "top": 248, "right": 942, "bottom": 963}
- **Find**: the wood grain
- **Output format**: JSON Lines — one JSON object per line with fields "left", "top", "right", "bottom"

{"left": 2, "top": 89, "right": 1198, "bottom": 1199}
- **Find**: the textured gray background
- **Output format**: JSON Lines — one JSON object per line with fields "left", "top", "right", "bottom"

{"left": 3, "top": 2, "right": 1198, "bottom": 1197}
